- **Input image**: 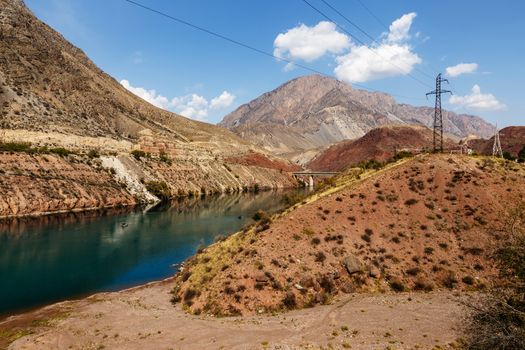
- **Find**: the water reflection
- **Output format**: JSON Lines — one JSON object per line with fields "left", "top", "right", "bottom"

{"left": 0, "top": 190, "right": 295, "bottom": 316}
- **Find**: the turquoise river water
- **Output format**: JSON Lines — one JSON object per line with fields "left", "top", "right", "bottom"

{"left": 0, "top": 190, "right": 298, "bottom": 317}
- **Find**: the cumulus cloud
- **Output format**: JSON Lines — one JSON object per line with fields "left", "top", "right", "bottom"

{"left": 387, "top": 12, "right": 417, "bottom": 43}
{"left": 445, "top": 63, "right": 478, "bottom": 77}
{"left": 171, "top": 94, "right": 210, "bottom": 121}
{"left": 120, "top": 80, "right": 235, "bottom": 122}
{"left": 449, "top": 85, "right": 506, "bottom": 111}
{"left": 335, "top": 13, "right": 421, "bottom": 83}
{"left": 210, "top": 91, "right": 235, "bottom": 110}
{"left": 273, "top": 21, "right": 350, "bottom": 62}
{"left": 120, "top": 79, "right": 169, "bottom": 109}
{"left": 335, "top": 43, "right": 421, "bottom": 83}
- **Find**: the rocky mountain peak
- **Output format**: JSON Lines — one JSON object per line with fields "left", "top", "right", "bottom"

{"left": 219, "top": 74, "right": 494, "bottom": 163}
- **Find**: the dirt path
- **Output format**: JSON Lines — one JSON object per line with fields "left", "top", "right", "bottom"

{"left": 1, "top": 279, "right": 468, "bottom": 350}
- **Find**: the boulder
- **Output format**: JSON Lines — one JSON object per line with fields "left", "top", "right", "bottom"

{"left": 368, "top": 266, "right": 381, "bottom": 278}
{"left": 343, "top": 254, "right": 363, "bottom": 275}
{"left": 254, "top": 273, "right": 269, "bottom": 283}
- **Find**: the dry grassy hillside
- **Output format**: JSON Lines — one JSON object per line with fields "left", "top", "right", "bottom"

{"left": 171, "top": 154, "right": 525, "bottom": 316}
{"left": 0, "top": 0, "right": 247, "bottom": 146}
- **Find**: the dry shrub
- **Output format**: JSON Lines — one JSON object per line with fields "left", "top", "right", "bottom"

{"left": 463, "top": 203, "right": 525, "bottom": 350}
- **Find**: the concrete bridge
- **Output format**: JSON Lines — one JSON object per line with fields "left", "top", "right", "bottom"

{"left": 292, "top": 171, "right": 339, "bottom": 187}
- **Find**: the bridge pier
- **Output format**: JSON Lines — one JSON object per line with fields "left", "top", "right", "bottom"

{"left": 292, "top": 171, "right": 339, "bottom": 188}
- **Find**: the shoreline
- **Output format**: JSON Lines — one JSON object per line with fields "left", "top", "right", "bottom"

{"left": 0, "top": 186, "right": 301, "bottom": 221}
{"left": 0, "top": 279, "right": 470, "bottom": 350}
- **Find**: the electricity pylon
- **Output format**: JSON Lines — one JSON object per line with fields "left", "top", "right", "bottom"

{"left": 426, "top": 74, "right": 452, "bottom": 153}
{"left": 492, "top": 124, "right": 503, "bottom": 157}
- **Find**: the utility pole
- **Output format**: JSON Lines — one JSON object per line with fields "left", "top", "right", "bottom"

{"left": 492, "top": 124, "right": 503, "bottom": 157}
{"left": 426, "top": 74, "right": 452, "bottom": 153}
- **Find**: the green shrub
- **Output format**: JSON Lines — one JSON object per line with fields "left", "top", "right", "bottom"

{"left": 518, "top": 146, "right": 525, "bottom": 163}
{"left": 393, "top": 150, "right": 413, "bottom": 161}
{"left": 502, "top": 151, "right": 516, "bottom": 161}
{"left": 131, "top": 150, "right": 146, "bottom": 160}
{"left": 252, "top": 210, "right": 268, "bottom": 221}
{"left": 282, "top": 292, "right": 297, "bottom": 309}
{"left": 87, "top": 149, "right": 100, "bottom": 158}
{"left": 405, "top": 198, "right": 418, "bottom": 206}
{"left": 281, "top": 192, "right": 307, "bottom": 207}
{"left": 159, "top": 152, "right": 172, "bottom": 165}
{"left": 145, "top": 181, "right": 171, "bottom": 200}
{"left": 390, "top": 278, "right": 406, "bottom": 292}
{"left": 0, "top": 142, "right": 33, "bottom": 153}
{"left": 357, "top": 159, "right": 383, "bottom": 170}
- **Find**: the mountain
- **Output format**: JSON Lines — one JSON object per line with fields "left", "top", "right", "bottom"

{"left": 0, "top": 0, "right": 298, "bottom": 217}
{"left": 307, "top": 125, "right": 456, "bottom": 172}
{"left": 0, "top": 0, "right": 242, "bottom": 144}
{"left": 467, "top": 126, "right": 525, "bottom": 157}
{"left": 220, "top": 75, "right": 494, "bottom": 163}
{"left": 172, "top": 154, "right": 525, "bottom": 315}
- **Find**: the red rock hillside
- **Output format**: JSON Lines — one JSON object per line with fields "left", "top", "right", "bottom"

{"left": 307, "top": 125, "right": 456, "bottom": 172}
{"left": 225, "top": 152, "right": 302, "bottom": 172}
{"left": 468, "top": 126, "right": 525, "bottom": 157}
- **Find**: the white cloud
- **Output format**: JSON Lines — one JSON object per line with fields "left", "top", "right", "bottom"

{"left": 119, "top": 79, "right": 235, "bottom": 122}
{"left": 449, "top": 85, "right": 506, "bottom": 111}
{"left": 120, "top": 79, "right": 169, "bottom": 109}
{"left": 445, "top": 63, "right": 478, "bottom": 77}
{"left": 387, "top": 12, "right": 417, "bottom": 43}
{"left": 273, "top": 21, "right": 350, "bottom": 62}
{"left": 334, "top": 13, "right": 421, "bottom": 83}
{"left": 335, "top": 43, "right": 421, "bottom": 83}
{"left": 210, "top": 91, "right": 235, "bottom": 110}
{"left": 171, "top": 94, "right": 210, "bottom": 121}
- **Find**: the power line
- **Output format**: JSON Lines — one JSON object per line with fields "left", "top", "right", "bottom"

{"left": 349, "top": 0, "right": 442, "bottom": 79}
{"left": 319, "top": 0, "right": 436, "bottom": 80}
{"left": 300, "top": 0, "right": 433, "bottom": 89}
{"left": 354, "top": 0, "right": 389, "bottom": 31}
{"left": 122, "top": 0, "right": 427, "bottom": 101}
{"left": 320, "top": 0, "right": 379, "bottom": 45}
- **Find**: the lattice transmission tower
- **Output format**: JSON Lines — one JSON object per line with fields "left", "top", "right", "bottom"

{"left": 426, "top": 74, "right": 452, "bottom": 152}
{"left": 492, "top": 124, "right": 503, "bottom": 157}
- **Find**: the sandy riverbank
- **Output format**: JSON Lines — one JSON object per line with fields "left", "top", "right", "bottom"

{"left": 0, "top": 277, "right": 469, "bottom": 350}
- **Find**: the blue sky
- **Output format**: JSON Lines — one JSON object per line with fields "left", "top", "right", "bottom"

{"left": 25, "top": 0, "right": 524, "bottom": 127}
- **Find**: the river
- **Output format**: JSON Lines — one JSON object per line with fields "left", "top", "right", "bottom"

{"left": 0, "top": 190, "right": 300, "bottom": 317}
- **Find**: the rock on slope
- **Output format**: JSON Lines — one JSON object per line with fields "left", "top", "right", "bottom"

{"left": 220, "top": 75, "right": 494, "bottom": 162}
{"left": 172, "top": 154, "right": 525, "bottom": 315}
{"left": 307, "top": 125, "right": 456, "bottom": 172}
{"left": 468, "top": 126, "right": 525, "bottom": 157}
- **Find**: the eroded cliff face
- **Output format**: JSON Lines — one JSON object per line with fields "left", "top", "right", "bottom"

{"left": 0, "top": 153, "right": 135, "bottom": 217}
{"left": 0, "top": 150, "right": 298, "bottom": 218}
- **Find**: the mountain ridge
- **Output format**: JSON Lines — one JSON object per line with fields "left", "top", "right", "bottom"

{"left": 220, "top": 75, "right": 494, "bottom": 163}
